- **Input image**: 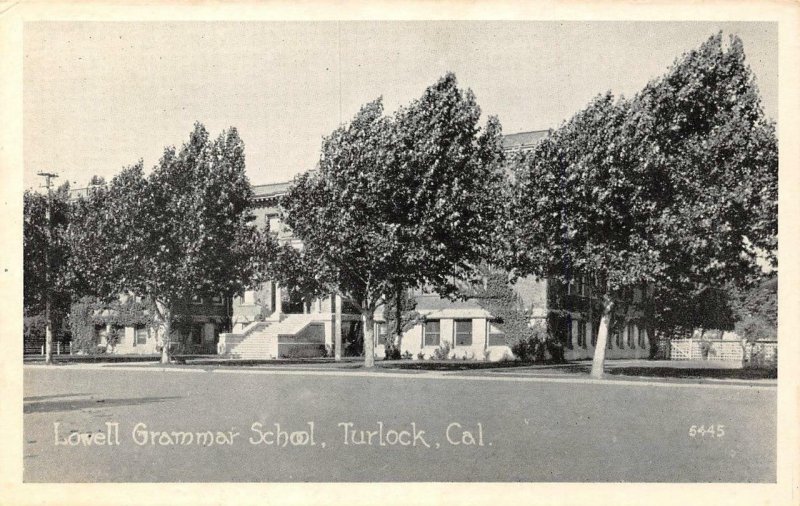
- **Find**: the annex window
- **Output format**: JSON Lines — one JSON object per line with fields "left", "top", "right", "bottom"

{"left": 190, "top": 294, "right": 203, "bottom": 305}
{"left": 376, "top": 323, "right": 388, "bottom": 345}
{"left": 565, "top": 317, "right": 573, "bottom": 349}
{"left": 577, "top": 319, "right": 587, "bottom": 348}
{"left": 608, "top": 330, "right": 614, "bottom": 349}
{"left": 638, "top": 327, "right": 647, "bottom": 348}
{"left": 134, "top": 325, "right": 148, "bottom": 346}
{"left": 627, "top": 323, "right": 635, "bottom": 348}
{"left": 487, "top": 320, "right": 506, "bottom": 347}
{"left": 265, "top": 214, "right": 281, "bottom": 234}
{"left": 423, "top": 320, "right": 440, "bottom": 347}
{"left": 591, "top": 322, "right": 598, "bottom": 347}
{"left": 454, "top": 320, "right": 472, "bottom": 346}
{"left": 615, "top": 329, "right": 623, "bottom": 348}
{"left": 211, "top": 294, "right": 224, "bottom": 306}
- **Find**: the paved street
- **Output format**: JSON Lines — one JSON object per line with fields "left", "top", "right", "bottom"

{"left": 23, "top": 365, "right": 776, "bottom": 482}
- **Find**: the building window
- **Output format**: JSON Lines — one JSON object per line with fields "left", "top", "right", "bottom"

{"left": 591, "top": 322, "right": 598, "bottom": 347}
{"left": 267, "top": 215, "right": 281, "bottom": 234}
{"left": 191, "top": 295, "right": 203, "bottom": 305}
{"left": 577, "top": 319, "right": 587, "bottom": 348}
{"left": 211, "top": 294, "right": 224, "bottom": 306}
{"left": 615, "top": 329, "right": 623, "bottom": 348}
{"left": 376, "top": 323, "right": 388, "bottom": 345}
{"left": 627, "top": 323, "right": 635, "bottom": 348}
{"left": 638, "top": 327, "right": 647, "bottom": 348}
{"left": 423, "top": 320, "right": 440, "bottom": 347}
{"left": 608, "top": 330, "right": 615, "bottom": 349}
{"left": 487, "top": 320, "right": 506, "bottom": 347}
{"left": 454, "top": 320, "right": 472, "bottom": 346}
{"left": 134, "top": 325, "right": 148, "bottom": 346}
{"left": 565, "top": 317, "right": 573, "bottom": 349}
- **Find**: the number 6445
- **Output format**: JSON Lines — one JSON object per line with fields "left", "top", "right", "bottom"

{"left": 689, "top": 425, "right": 725, "bottom": 437}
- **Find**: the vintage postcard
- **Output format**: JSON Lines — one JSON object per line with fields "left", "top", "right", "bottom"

{"left": 1, "top": 2, "right": 798, "bottom": 505}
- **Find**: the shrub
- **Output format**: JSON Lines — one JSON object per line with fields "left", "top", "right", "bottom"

{"left": 735, "top": 316, "right": 776, "bottom": 342}
{"left": 384, "top": 344, "right": 401, "bottom": 360}
{"left": 432, "top": 341, "right": 451, "bottom": 360}
{"left": 416, "top": 351, "right": 426, "bottom": 360}
{"left": 511, "top": 321, "right": 549, "bottom": 362}
{"left": 401, "top": 350, "right": 412, "bottom": 360}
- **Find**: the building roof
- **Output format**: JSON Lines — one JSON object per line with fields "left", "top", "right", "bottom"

{"left": 252, "top": 181, "right": 292, "bottom": 200}
{"left": 502, "top": 130, "right": 549, "bottom": 152}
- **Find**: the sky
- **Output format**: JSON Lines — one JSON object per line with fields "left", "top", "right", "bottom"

{"left": 23, "top": 21, "right": 778, "bottom": 190}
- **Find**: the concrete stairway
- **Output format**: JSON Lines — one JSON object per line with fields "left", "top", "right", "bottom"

{"left": 220, "top": 314, "right": 320, "bottom": 359}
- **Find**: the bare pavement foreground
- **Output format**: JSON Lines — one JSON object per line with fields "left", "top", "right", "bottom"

{"left": 23, "top": 363, "right": 776, "bottom": 482}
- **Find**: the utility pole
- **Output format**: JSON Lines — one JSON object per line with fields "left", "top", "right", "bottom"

{"left": 37, "top": 172, "right": 58, "bottom": 365}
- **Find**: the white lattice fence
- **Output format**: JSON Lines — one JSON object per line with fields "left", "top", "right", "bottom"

{"left": 670, "top": 339, "right": 692, "bottom": 360}
{"left": 707, "top": 341, "right": 744, "bottom": 361}
{"left": 669, "top": 339, "right": 744, "bottom": 362}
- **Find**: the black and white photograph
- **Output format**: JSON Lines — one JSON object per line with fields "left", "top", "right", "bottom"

{"left": 2, "top": 3, "right": 799, "bottom": 505}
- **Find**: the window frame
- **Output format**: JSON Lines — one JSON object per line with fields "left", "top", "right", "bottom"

{"left": 376, "top": 322, "right": 388, "bottom": 346}
{"left": 134, "top": 325, "right": 148, "bottom": 346}
{"left": 565, "top": 316, "right": 573, "bottom": 349}
{"left": 487, "top": 319, "right": 506, "bottom": 347}
{"left": 454, "top": 319, "right": 473, "bottom": 347}
{"left": 577, "top": 319, "right": 587, "bottom": 348}
{"left": 423, "top": 320, "right": 441, "bottom": 347}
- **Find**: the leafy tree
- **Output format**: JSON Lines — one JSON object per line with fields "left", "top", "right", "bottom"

{"left": 274, "top": 73, "right": 506, "bottom": 367}
{"left": 509, "top": 33, "right": 777, "bottom": 377}
{"left": 69, "top": 123, "right": 271, "bottom": 363}
{"left": 88, "top": 175, "right": 106, "bottom": 186}
{"left": 24, "top": 182, "right": 72, "bottom": 363}
{"left": 382, "top": 288, "right": 423, "bottom": 359}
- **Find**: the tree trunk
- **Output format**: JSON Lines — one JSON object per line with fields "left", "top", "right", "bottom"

{"left": 363, "top": 308, "right": 375, "bottom": 368}
{"left": 156, "top": 301, "right": 172, "bottom": 364}
{"left": 334, "top": 294, "right": 342, "bottom": 362}
{"left": 161, "top": 317, "right": 171, "bottom": 364}
{"left": 641, "top": 292, "right": 658, "bottom": 360}
{"left": 590, "top": 294, "right": 615, "bottom": 379}
{"left": 394, "top": 284, "right": 403, "bottom": 354}
{"left": 44, "top": 299, "right": 53, "bottom": 365}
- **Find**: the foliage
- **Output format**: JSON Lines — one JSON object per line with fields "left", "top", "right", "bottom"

{"left": 68, "top": 295, "right": 158, "bottom": 354}
{"left": 272, "top": 73, "right": 506, "bottom": 367}
{"left": 68, "top": 124, "right": 271, "bottom": 362}
{"left": 24, "top": 183, "right": 73, "bottom": 333}
{"left": 735, "top": 316, "right": 776, "bottom": 342}
{"left": 728, "top": 275, "right": 777, "bottom": 327}
{"left": 510, "top": 320, "right": 548, "bottom": 362}
{"left": 383, "top": 289, "right": 424, "bottom": 359}
{"left": 467, "top": 265, "right": 536, "bottom": 344}
{"left": 432, "top": 340, "right": 452, "bottom": 360}
{"left": 507, "top": 33, "right": 777, "bottom": 375}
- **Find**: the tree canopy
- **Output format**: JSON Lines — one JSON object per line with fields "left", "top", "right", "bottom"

{"left": 272, "top": 73, "right": 507, "bottom": 367}
{"left": 508, "top": 33, "right": 777, "bottom": 376}
{"left": 68, "top": 123, "right": 271, "bottom": 362}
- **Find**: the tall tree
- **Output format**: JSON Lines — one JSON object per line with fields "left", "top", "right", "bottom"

{"left": 69, "top": 123, "right": 271, "bottom": 363}
{"left": 274, "top": 73, "right": 506, "bottom": 367}
{"left": 509, "top": 33, "right": 777, "bottom": 377}
{"left": 24, "top": 182, "right": 72, "bottom": 363}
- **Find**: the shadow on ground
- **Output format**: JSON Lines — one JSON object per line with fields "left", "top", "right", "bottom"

{"left": 605, "top": 366, "right": 777, "bottom": 380}
{"left": 24, "top": 395, "right": 182, "bottom": 414}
